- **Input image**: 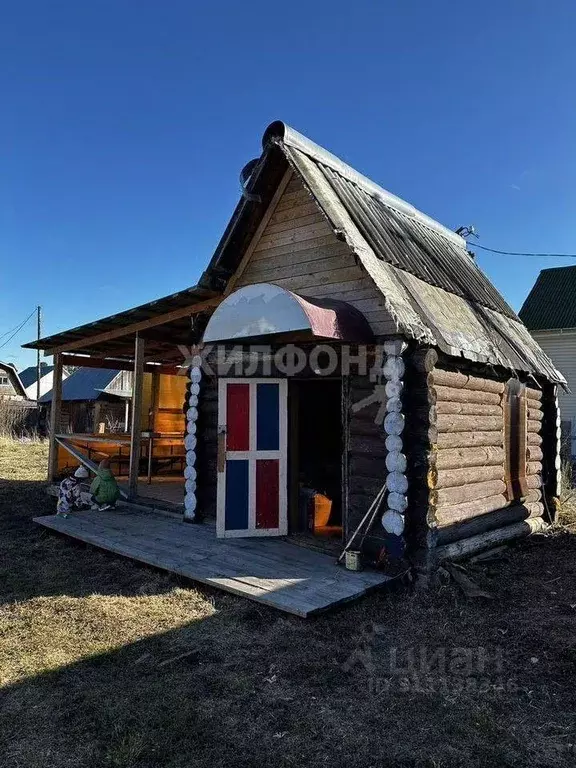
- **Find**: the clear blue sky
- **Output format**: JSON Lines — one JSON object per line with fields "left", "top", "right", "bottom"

{"left": 2, "top": 1, "right": 576, "bottom": 369}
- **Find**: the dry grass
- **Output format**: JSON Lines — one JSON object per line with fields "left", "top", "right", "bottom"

{"left": 1, "top": 437, "right": 576, "bottom": 768}
{"left": 557, "top": 462, "right": 576, "bottom": 532}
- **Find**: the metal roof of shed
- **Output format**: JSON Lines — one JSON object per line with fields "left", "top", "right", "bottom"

{"left": 40, "top": 367, "right": 122, "bottom": 403}
{"left": 18, "top": 364, "right": 54, "bottom": 388}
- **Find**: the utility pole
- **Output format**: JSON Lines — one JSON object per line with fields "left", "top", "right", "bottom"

{"left": 36, "top": 306, "right": 42, "bottom": 402}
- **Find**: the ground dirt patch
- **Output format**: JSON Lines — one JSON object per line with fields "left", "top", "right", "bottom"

{"left": 1, "top": 437, "right": 575, "bottom": 768}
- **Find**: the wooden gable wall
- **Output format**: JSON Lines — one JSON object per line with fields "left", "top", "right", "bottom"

{"left": 234, "top": 174, "right": 396, "bottom": 336}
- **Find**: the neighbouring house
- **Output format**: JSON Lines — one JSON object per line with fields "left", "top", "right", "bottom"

{"left": 23, "top": 121, "right": 566, "bottom": 615}
{"left": 0, "top": 361, "right": 39, "bottom": 435}
{"left": 18, "top": 362, "right": 63, "bottom": 401}
{"left": 520, "top": 265, "right": 576, "bottom": 457}
{"left": 0, "top": 362, "right": 27, "bottom": 400}
{"left": 40, "top": 367, "right": 133, "bottom": 434}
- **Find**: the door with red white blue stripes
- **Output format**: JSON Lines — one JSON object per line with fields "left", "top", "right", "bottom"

{"left": 216, "top": 379, "right": 287, "bottom": 538}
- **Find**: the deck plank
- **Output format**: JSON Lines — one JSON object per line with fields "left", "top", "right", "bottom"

{"left": 33, "top": 510, "right": 390, "bottom": 617}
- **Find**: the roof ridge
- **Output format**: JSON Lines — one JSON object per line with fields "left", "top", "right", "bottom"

{"left": 263, "top": 120, "right": 465, "bottom": 248}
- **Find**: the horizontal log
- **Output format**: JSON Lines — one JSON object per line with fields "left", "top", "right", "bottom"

{"left": 436, "top": 465, "right": 504, "bottom": 489}
{"left": 436, "top": 400, "right": 502, "bottom": 417}
{"left": 437, "top": 431, "right": 503, "bottom": 450}
{"left": 349, "top": 417, "right": 388, "bottom": 438}
{"left": 388, "top": 491, "right": 408, "bottom": 512}
{"left": 435, "top": 385, "right": 501, "bottom": 405}
{"left": 437, "top": 414, "right": 503, "bottom": 433}
{"left": 436, "top": 494, "right": 509, "bottom": 526}
{"left": 387, "top": 471, "right": 408, "bottom": 494}
{"left": 350, "top": 475, "right": 386, "bottom": 498}
{"left": 527, "top": 407, "right": 543, "bottom": 421}
{"left": 385, "top": 434, "right": 403, "bottom": 453}
{"left": 437, "top": 501, "right": 545, "bottom": 545}
{"left": 432, "top": 369, "right": 505, "bottom": 394}
{"left": 527, "top": 432, "right": 542, "bottom": 446}
{"left": 382, "top": 356, "right": 405, "bottom": 382}
{"left": 199, "top": 399, "right": 218, "bottom": 413}
{"left": 525, "top": 489, "right": 542, "bottom": 503}
{"left": 349, "top": 375, "right": 378, "bottom": 393}
{"left": 527, "top": 461, "right": 542, "bottom": 475}
{"left": 386, "top": 451, "right": 407, "bottom": 473}
{"left": 384, "top": 412, "right": 405, "bottom": 437}
{"left": 410, "top": 348, "right": 439, "bottom": 373}
{"left": 411, "top": 386, "right": 437, "bottom": 406}
{"left": 436, "top": 517, "right": 547, "bottom": 561}
{"left": 526, "top": 474, "right": 542, "bottom": 490}
{"left": 349, "top": 435, "right": 387, "bottom": 457}
{"left": 411, "top": 424, "right": 439, "bottom": 445}
{"left": 526, "top": 386, "right": 543, "bottom": 402}
{"left": 436, "top": 479, "right": 506, "bottom": 508}
{"left": 527, "top": 419, "right": 541, "bottom": 434}
{"left": 385, "top": 380, "right": 403, "bottom": 399}
{"left": 412, "top": 405, "right": 438, "bottom": 424}
{"left": 436, "top": 445, "right": 505, "bottom": 470}
{"left": 349, "top": 455, "right": 386, "bottom": 477}
{"left": 526, "top": 445, "right": 543, "bottom": 462}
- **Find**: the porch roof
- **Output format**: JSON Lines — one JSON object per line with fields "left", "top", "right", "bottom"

{"left": 22, "top": 284, "right": 220, "bottom": 362}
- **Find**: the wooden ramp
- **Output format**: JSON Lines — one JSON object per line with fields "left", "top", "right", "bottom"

{"left": 33, "top": 510, "right": 390, "bottom": 617}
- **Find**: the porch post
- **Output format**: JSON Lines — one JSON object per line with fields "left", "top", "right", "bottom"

{"left": 47, "top": 352, "right": 64, "bottom": 482}
{"left": 128, "top": 333, "right": 145, "bottom": 499}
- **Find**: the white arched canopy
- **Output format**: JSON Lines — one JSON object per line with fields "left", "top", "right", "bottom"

{"left": 203, "top": 283, "right": 373, "bottom": 343}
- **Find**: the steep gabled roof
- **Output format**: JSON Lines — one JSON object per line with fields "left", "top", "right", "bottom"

{"left": 40, "top": 368, "right": 122, "bottom": 403}
{"left": 519, "top": 266, "right": 576, "bottom": 331}
{"left": 204, "top": 121, "right": 564, "bottom": 384}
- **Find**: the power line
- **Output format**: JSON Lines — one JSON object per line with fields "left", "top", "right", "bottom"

{"left": 0, "top": 309, "right": 37, "bottom": 352}
{"left": 0, "top": 309, "right": 36, "bottom": 342}
{"left": 467, "top": 242, "right": 576, "bottom": 259}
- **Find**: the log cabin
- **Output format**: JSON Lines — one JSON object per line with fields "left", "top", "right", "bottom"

{"left": 23, "top": 122, "right": 566, "bottom": 613}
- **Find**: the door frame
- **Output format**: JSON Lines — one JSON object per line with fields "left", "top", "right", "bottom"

{"left": 216, "top": 378, "right": 288, "bottom": 538}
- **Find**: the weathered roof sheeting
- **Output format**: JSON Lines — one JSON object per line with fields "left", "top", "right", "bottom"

{"left": 23, "top": 285, "right": 216, "bottom": 353}
{"left": 519, "top": 265, "right": 576, "bottom": 331}
{"left": 259, "top": 122, "right": 563, "bottom": 383}
{"left": 40, "top": 368, "right": 121, "bottom": 403}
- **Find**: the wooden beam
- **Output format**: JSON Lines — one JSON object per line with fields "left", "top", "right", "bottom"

{"left": 128, "top": 335, "right": 145, "bottom": 499}
{"left": 55, "top": 436, "right": 128, "bottom": 500}
{"left": 47, "top": 353, "right": 64, "bottom": 481}
{"left": 60, "top": 354, "right": 181, "bottom": 375}
{"left": 45, "top": 297, "right": 221, "bottom": 355}
{"left": 224, "top": 168, "right": 293, "bottom": 295}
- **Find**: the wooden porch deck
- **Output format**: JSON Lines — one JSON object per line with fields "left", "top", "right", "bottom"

{"left": 33, "top": 508, "right": 390, "bottom": 617}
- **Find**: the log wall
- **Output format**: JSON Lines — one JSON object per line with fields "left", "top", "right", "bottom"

{"left": 424, "top": 361, "right": 547, "bottom": 553}
{"left": 346, "top": 374, "right": 388, "bottom": 538}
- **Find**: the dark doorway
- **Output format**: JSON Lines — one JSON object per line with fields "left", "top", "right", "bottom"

{"left": 289, "top": 379, "right": 343, "bottom": 543}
